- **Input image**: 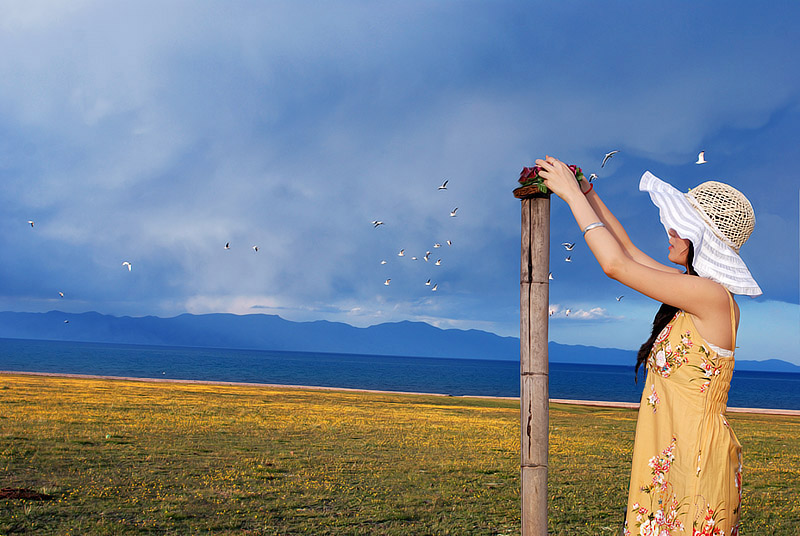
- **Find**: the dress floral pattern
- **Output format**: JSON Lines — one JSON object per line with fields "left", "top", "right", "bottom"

{"left": 624, "top": 300, "right": 743, "bottom": 536}
{"left": 646, "top": 384, "right": 660, "bottom": 413}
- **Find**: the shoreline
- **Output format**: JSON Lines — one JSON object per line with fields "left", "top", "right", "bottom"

{"left": 3, "top": 370, "right": 799, "bottom": 416}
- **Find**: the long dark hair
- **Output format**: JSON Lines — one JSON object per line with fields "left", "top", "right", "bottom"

{"left": 635, "top": 243, "right": 697, "bottom": 380}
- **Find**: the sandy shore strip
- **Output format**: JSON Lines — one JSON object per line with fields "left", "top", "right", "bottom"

{"left": 2, "top": 370, "right": 799, "bottom": 417}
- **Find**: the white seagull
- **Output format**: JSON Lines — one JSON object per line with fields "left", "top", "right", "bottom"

{"left": 372, "top": 220, "right": 384, "bottom": 228}
{"left": 616, "top": 295, "right": 624, "bottom": 301}
{"left": 398, "top": 249, "right": 405, "bottom": 257}
{"left": 433, "top": 243, "right": 442, "bottom": 248}
{"left": 450, "top": 207, "right": 458, "bottom": 217}
{"left": 122, "top": 261, "right": 132, "bottom": 271}
{"left": 588, "top": 173, "right": 598, "bottom": 183}
{"left": 446, "top": 240, "right": 452, "bottom": 246}
{"left": 27, "top": 220, "right": 35, "bottom": 227}
{"left": 696, "top": 151, "right": 707, "bottom": 164}
{"left": 601, "top": 150, "right": 619, "bottom": 168}
{"left": 384, "top": 279, "right": 391, "bottom": 285}
{"left": 252, "top": 245, "right": 259, "bottom": 252}
{"left": 549, "top": 272, "right": 554, "bottom": 280}
{"left": 58, "top": 292, "right": 64, "bottom": 298}
{"left": 562, "top": 242, "right": 575, "bottom": 251}
{"left": 380, "top": 260, "right": 387, "bottom": 265}
{"left": 431, "top": 284, "right": 438, "bottom": 291}
{"left": 438, "top": 179, "right": 448, "bottom": 190}
{"left": 425, "top": 279, "right": 431, "bottom": 286}
{"left": 565, "top": 308, "right": 571, "bottom": 317}
{"left": 565, "top": 256, "right": 572, "bottom": 263}
{"left": 435, "top": 259, "right": 442, "bottom": 266}
{"left": 424, "top": 251, "right": 431, "bottom": 262}
{"left": 225, "top": 242, "right": 230, "bottom": 250}
{"left": 411, "top": 256, "right": 418, "bottom": 260}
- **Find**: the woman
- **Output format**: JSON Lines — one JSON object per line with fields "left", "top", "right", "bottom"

{"left": 536, "top": 156, "right": 761, "bottom": 536}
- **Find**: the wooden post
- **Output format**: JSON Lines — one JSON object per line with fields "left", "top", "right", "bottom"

{"left": 513, "top": 183, "right": 550, "bottom": 535}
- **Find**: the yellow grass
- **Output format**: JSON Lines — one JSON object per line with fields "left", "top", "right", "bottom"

{"left": 0, "top": 373, "right": 798, "bottom": 535}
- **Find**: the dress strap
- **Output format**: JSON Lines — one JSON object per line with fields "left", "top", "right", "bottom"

{"left": 727, "top": 291, "right": 737, "bottom": 349}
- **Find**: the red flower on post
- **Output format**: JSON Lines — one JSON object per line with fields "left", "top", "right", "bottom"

{"left": 518, "top": 164, "right": 585, "bottom": 194}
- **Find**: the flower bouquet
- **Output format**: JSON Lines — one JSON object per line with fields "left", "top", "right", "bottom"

{"left": 518, "top": 164, "right": 584, "bottom": 194}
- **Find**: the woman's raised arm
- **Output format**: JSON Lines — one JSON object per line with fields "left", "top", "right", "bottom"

{"left": 535, "top": 156, "right": 728, "bottom": 317}
{"left": 580, "top": 178, "right": 679, "bottom": 274}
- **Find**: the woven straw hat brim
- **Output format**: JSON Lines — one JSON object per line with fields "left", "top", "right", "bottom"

{"left": 639, "top": 171, "right": 762, "bottom": 296}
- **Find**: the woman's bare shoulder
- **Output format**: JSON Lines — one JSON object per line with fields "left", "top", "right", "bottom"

{"left": 683, "top": 278, "right": 734, "bottom": 322}
{"left": 686, "top": 283, "right": 738, "bottom": 350}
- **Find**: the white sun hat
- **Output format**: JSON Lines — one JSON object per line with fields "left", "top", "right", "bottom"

{"left": 639, "top": 171, "right": 762, "bottom": 296}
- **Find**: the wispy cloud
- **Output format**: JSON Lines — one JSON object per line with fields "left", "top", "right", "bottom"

{"left": 548, "top": 305, "right": 621, "bottom": 322}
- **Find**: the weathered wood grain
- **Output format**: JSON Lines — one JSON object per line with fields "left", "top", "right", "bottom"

{"left": 518, "top": 192, "right": 551, "bottom": 535}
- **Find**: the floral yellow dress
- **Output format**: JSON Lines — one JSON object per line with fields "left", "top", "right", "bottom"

{"left": 624, "top": 293, "right": 743, "bottom": 536}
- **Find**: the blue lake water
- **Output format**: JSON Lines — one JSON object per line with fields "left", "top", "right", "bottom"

{"left": 0, "top": 337, "right": 798, "bottom": 410}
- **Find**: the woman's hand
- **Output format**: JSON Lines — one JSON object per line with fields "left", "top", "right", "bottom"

{"left": 534, "top": 156, "right": 584, "bottom": 202}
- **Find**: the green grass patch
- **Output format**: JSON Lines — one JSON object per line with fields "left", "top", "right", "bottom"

{"left": 0, "top": 373, "right": 798, "bottom": 535}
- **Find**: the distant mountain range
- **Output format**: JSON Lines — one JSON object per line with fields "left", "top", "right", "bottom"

{"left": 0, "top": 310, "right": 798, "bottom": 373}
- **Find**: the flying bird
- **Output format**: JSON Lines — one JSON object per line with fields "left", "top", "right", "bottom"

{"left": 565, "top": 308, "right": 571, "bottom": 317}
{"left": 616, "top": 295, "right": 624, "bottom": 301}
{"left": 549, "top": 272, "right": 554, "bottom": 280}
{"left": 27, "top": 220, "right": 35, "bottom": 227}
{"left": 122, "top": 261, "right": 132, "bottom": 271}
{"left": 433, "top": 243, "right": 442, "bottom": 248}
{"left": 58, "top": 292, "right": 64, "bottom": 298}
{"left": 588, "top": 173, "right": 598, "bottom": 183}
{"left": 384, "top": 279, "right": 391, "bottom": 286}
{"left": 425, "top": 279, "right": 431, "bottom": 286}
{"left": 438, "top": 179, "right": 448, "bottom": 190}
{"left": 565, "top": 256, "right": 572, "bottom": 263}
{"left": 431, "top": 284, "right": 438, "bottom": 291}
{"left": 450, "top": 207, "right": 458, "bottom": 217}
{"left": 380, "top": 260, "right": 387, "bottom": 265}
{"left": 696, "top": 151, "right": 707, "bottom": 164}
{"left": 64, "top": 320, "right": 70, "bottom": 324}
{"left": 435, "top": 259, "right": 442, "bottom": 266}
{"left": 372, "top": 220, "right": 384, "bottom": 228}
{"left": 411, "top": 256, "right": 418, "bottom": 260}
{"left": 424, "top": 251, "right": 431, "bottom": 262}
{"left": 252, "top": 245, "right": 259, "bottom": 252}
{"left": 446, "top": 240, "right": 452, "bottom": 246}
{"left": 398, "top": 249, "right": 405, "bottom": 257}
{"left": 224, "top": 242, "right": 230, "bottom": 250}
{"left": 601, "top": 150, "right": 619, "bottom": 168}
{"left": 562, "top": 242, "right": 575, "bottom": 251}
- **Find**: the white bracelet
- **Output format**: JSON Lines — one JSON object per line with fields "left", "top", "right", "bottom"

{"left": 582, "top": 221, "right": 605, "bottom": 236}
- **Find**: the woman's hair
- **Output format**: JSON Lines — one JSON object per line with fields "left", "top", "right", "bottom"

{"left": 635, "top": 243, "right": 697, "bottom": 380}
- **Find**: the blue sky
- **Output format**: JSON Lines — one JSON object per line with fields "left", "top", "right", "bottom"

{"left": 0, "top": 2, "right": 798, "bottom": 364}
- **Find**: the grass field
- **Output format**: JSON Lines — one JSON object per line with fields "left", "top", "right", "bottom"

{"left": 1, "top": 373, "right": 798, "bottom": 535}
